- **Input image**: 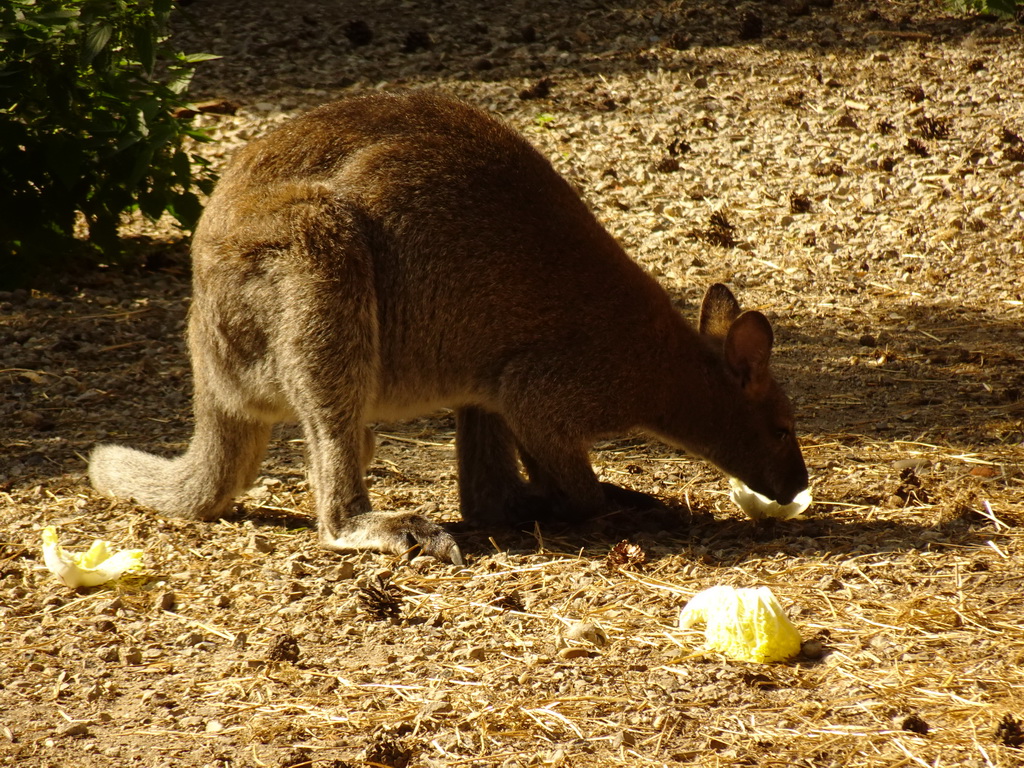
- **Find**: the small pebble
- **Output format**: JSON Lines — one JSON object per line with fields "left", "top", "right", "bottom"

{"left": 98, "top": 597, "right": 123, "bottom": 615}
{"left": 801, "top": 638, "right": 824, "bottom": 659}
{"left": 250, "top": 535, "right": 274, "bottom": 554}
{"left": 155, "top": 591, "right": 176, "bottom": 613}
{"left": 58, "top": 722, "right": 91, "bottom": 738}
{"left": 328, "top": 562, "right": 356, "bottom": 581}
{"left": 179, "top": 631, "right": 205, "bottom": 647}
{"left": 266, "top": 632, "right": 300, "bottom": 662}
{"left": 564, "top": 621, "right": 608, "bottom": 647}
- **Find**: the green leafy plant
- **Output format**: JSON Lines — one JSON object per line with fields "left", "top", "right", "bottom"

{"left": 534, "top": 112, "right": 556, "bottom": 129}
{"left": 946, "top": 0, "right": 1022, "bottom": 17}
{"left": 0, "top": 0, "right": 217, "bottom": 287}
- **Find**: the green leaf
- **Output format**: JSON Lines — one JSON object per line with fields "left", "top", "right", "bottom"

{"left": 165, "top": 68, "right": 194, "bottom": 95}
{"left": 133, "top": 25, "right": 156, "bottom": 76}
{"left": 138, "top": 187, "right": 168, "bottom": 220}
{"left": 135, "top": 95, "right": 160, "bottom": 124}
{"left": 152, "top": 0, "right": 174, "bottom": 20}
{"left": 179, "top": 52, "right": 221, "bottom": 64}
{"left": 82, "top": 22, "right": 112, "bottom": 65}
{"left": 167, "top": 190, "right": 203, "bottom": 229}
{"left": 29, "top": 10, "right": 80, "bottom": 23}
{"left": 127, "top": 143, "right": 157, "bottom": 187}
{"left": 986, "top": 0, "right": 1020, "bottom": 14}
{"left": 945, "top": 0, "right": 1022, "bottom": 13}
{"left": 171, "top": 148, "right": 191, "bottom": 184}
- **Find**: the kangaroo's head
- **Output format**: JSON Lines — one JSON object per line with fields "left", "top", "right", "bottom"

{"left": 695, "top": 283, "right": 809, "bottom": 505}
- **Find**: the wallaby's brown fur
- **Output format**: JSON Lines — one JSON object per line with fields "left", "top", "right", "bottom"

{"left": 89, "top": 91, "right": 808, "bottom": 564}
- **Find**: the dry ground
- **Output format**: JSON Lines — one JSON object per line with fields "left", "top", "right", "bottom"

{"left": 3, "top": 1, "right": 1024, "bottom": 766}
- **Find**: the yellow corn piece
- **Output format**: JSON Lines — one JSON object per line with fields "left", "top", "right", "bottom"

{"left": 679, "top": 585, "right": 801, "bottom": 663}
{"left": 41, "top": 526, "right": 144, "bottom": 588}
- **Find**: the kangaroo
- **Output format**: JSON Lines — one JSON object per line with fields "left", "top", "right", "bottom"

{"left": 89, "top": 91, "right": 808, "bottom": 566}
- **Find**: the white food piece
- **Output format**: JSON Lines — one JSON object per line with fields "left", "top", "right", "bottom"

{"left": 41, "top": 526, "right": 144, "bottom": 588}
{"left": 679, "top": 584, "right": 802, "bottom": 663}
{"left": 729, "top": 478, "right": 812, "bottom": 520}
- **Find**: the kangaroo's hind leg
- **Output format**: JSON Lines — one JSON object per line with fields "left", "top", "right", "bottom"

{"left": 287, "top": 356, "right": 462, "bottom": 565}
{"left": 455, "top": 406, "right": 556, "bottom": 526}
{"left": 275, "top": 197, "right": 463, "bottom": 564}
{"left": 493, "top": 351, "right": 664, "bottom": 521}
{"left": 513, "top": 443, "right": 661, "bottom": 516}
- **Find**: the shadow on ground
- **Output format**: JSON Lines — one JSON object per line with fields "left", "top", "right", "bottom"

{"left": 173, "top": 0, "right": 1016, "bottom": 104}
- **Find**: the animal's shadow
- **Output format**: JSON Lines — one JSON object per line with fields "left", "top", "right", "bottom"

{"left": 238, "top": 495, "right": 997, "bottom": 567}
{"left": 176, "top": 0, "right": 1004, "bottom": 106}
{"left": 449, "top": 503, "right": 994, "bottom": 566}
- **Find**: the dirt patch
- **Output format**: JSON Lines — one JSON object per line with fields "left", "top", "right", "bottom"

{"left": 3, "top": 1, "right": 1024, "bottom": 766}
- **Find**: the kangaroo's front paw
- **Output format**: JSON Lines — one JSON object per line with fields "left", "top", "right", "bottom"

{"left": 320, "top": 512, "right": 463, "bottom": 566}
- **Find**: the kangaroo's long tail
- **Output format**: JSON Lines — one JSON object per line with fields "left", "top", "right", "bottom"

{"left": 89, "top": 404, "right": 271, "bottom": 519}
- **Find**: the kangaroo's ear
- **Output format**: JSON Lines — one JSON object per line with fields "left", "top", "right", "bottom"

{"left": 725, "top": 310, "right": 774, "bottom": 390}
{"left": 699, "top": 283, "right": 741, "bottom": 340}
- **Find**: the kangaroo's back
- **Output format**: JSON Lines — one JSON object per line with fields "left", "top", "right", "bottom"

{"left": 202, "top": 91, "right": 657, "bottom": 296}
{"left": 194, "top": 91, "right": 677, "bottom": 409}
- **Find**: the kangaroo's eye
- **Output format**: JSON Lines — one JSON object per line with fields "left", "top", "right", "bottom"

{"left": 776, "top": 428, "right": 792, "bottom": 441}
